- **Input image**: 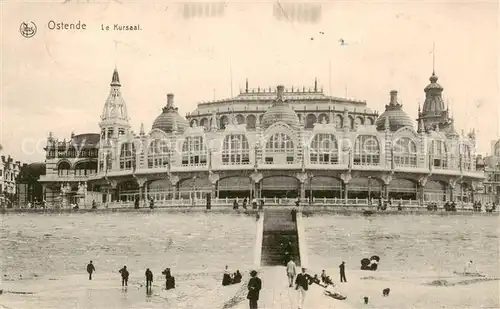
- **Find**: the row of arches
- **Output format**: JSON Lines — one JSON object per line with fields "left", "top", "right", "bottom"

{"left": 56, "top": 160, "right": 98, "bottom": 176}
{"left": 189, "top": 113, "right": 376, "bottom": 130}
{"left": 114, "top": 176, "right": 468, "bottom": 202}
{"left": 98, "top": 132, "right": 472, "bottom": 171}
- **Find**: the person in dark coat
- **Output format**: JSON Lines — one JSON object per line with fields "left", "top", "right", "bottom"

{"left": 222, "top": 265, "right": 232, "bottom": 286}
{"left": 339, "top": 261, "right": 347, "bottom": 283}
{"left": 247, "top": 270, "right": 262, "bottom": 309}
{"left": 134, "top": 197, "right": 140, "bottom": 209}
{"left": 86, "top": 261, "right": 95, "bottom": 280}
{"left": 232, "top": 270, "right": 242, "bottom": 284}
{"left": 119, "top": 266, "right": 129, "bottom": 286}
{"left": 295, "top": 268, "right": 311, "bottom": 309}
{"left": 162, "top": 268, "right": 175, "bottom": 290}
{"left": 145, "top": 268, "right": 153, "bottom": 290}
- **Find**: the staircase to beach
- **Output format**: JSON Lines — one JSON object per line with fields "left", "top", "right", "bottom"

{"left": 261, "top": 209, "right": 301, "bottom": 266}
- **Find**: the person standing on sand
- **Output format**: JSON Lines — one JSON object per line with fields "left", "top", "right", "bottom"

{"left": 247, "top": 270, "right": 261, "bottom": 309}
{"left": 339, "top": 261, "right": 347, "bottom": 283}
{"left": 286, "top": 259, "right": 297, "bottom": 287}
{"left": 145, "top": 268, "right": 153, "bottom": 290}
{"left": 86, "top": 261, "right": 95, "bottom": 280}
{"left": 464, "top": 260, "right": 473, "bottom": 273}
{"left": 119, "top": 266, "right": 129, "bottom": 287}
{"left": 295, "top": 268, "right": 310, "bottom": 309}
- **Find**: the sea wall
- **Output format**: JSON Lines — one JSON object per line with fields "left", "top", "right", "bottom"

{"left": 253, "top": 211, "right": 264, "bottom": 267}
{"left": 295, "top": 211, "right": 309, "bottom": 268}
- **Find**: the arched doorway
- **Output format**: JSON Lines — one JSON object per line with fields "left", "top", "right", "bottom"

{"left": 149, "top": 179, "right": 174, "bottom": 200}
{"left": 349, "top": 177, "right": 382, "bottom": 199}
{"left": 307, "top": 176, "right": 342, "bottom": 198}
{"left": 179, "top": 177, "right": 211, "bottom": 199}
{"left": 388, "top": 178, "right": 417, "bottom": 200}
{"left": 424, "top": 180, "right": 446, "bottom": 202}
{"left": 218, "top": 176, "right": 251, "bottom": 198}
{"left": 118, "top": 180, "right": 139, "bottom": 202}
{"left": 261, "top": 176, "right": 299, "bottom": 198}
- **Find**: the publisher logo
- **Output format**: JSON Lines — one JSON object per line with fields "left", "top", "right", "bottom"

{"left": 20, "top": 21, "right": 37, "bottom": 38}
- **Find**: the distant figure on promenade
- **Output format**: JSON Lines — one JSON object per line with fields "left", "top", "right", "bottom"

{"left": 247, "top": 270, "right": 262, "bottom": 309}
{"left": 233, "top": 200, "right": 239, "bottom": 209}
{"left": 162, "top": 268, "right": 175, "bottom": 290}
{"left": 464, "top": 260, "right": 473, "bottom": 274}
{"left": 91, "top": 200, "right": 97, "bottom": 209}
{"left": 134, "top": 197, "right": 140, "bottom": 209}
{"left": 243, "top": 198, "right": 248, "bottom": 209}
{"left": 291, "top": 207, "right": 297, "bottom": 222}
{"left": 252, "top": 198, "right": 258, "bottom": 209}
{"left": 295, "top": 268, "right": 310, "bottom": 309}
{"left": 222, "top": 265, "right": 232, "bottom": 286}
{"left": 286, "top": 259, "right": 297, "bottom": 287}
{"left": 149, "top": 197, "right": 154, "bottom": 209}
{"left": 145, "top": 268, "right": 153, "bottom": 290}
{"left": 86, "top": 261, "right": 95, "bottom": 280}
{"left": 259, "top": 200, "right": 264, "bottom": 210}
{"left": 339, "top": 261, "right": 347, "bottom": 283}
{"left": 119, "top": 266, "right": 129, "bottom": 287}
{"left": 321, "top": 270, "right": 327, "bottom": 284}
{"left": 295, "top": 198, "right": 300, "bottom": 207}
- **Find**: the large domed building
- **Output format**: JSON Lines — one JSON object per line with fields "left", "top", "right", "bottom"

{"left": 39, "top": 68, "right": 484, "bottom": 208}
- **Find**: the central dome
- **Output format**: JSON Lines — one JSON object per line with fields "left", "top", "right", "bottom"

{"left": 261, "top": 85, "right": 300, "bottom": 129}
{"left": 375, "top": 90, "right": 414, "bottom": 131}
{"left": 152, "top": 94, "right": 189, "bottom": 133}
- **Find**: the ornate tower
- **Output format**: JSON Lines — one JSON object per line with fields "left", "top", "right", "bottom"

{"left": 99, "top": 68, "right": 131, "bottom": 141}
{"left": 416, "top": 71, "right": 454, "bottom": 133}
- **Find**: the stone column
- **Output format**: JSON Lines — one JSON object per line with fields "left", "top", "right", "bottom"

{"left": 448, "top": 179, "right": 458, "bottom": 202}
{"left": 136, "top": 177, "right": 147, "bottom": 203}
{"left": 418, "top": 176, "right": 428, "bottom": 206}
{"left": 109, "top": 180, "right": 117, "bottom": 203}
{"left": 380, "top": 174, "right": 393, "bottom": 200}
{"left": 340, "top": 172, "right": 352, "bottom": 203}
{"left": 209, "top": 173, "right": 219, "bottom": 200}
{"left": 251, "top": 172, "right": 263, "bottom": 199}
{"left": 296, "top": 172, "right": 308, "bottom": 202}
{"left": 169, "top": 175, "right": 179, "bottom": 200}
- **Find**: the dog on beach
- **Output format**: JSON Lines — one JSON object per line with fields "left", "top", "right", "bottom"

{"left": 382, "top": 288, "right": 391, "bottom": 296}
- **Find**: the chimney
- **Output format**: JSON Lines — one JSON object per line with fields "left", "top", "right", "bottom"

{"left": 167, "top": 93, "right": 174, "bottom": 108}
{"left": 390, "top": 90, "right": 398, "bottom": 105}
{"left": 277, "top": 85, "right": 285, "bottom": 100}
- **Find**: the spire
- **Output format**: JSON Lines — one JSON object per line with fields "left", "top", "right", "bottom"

{"left": 314, "top": 77, "right": 318, "bottom": 92}
{"left": 417, "top": 118, "right": 425, "bottom": 133}
{"left": 432, "top": 41, "right": 436, "bottom": 76}
{"left": 140, "top": 123, "right": 145, "bottom": 135}
{"left": 110, "top": 68, "right": 121, "bottom": 87}
{"left": 245, "top": 78, "right": 249, "bottom": 93}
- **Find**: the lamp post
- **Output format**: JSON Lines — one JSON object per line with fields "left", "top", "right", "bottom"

{"left": 308, "top": 172, "right": 313, "bottom": 205}
{"left": 368, "top": 176, "right": 372, "bottom": 204}
{"left": 191, "top": 175, "right": 197, "bottom": 206}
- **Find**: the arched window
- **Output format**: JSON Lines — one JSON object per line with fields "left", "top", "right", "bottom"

{"left": 120, "top": 143, "right": 135, "bottom": 170}
{"left": 393, "top": 137, "right": 417, "bottom": 167}
{"left": 219, "top": 116, "right": 228, "bottom": 130}
{"left": 222, "top": 134, "right": 250, "bottom": 165}
{"left": 264, "top": 132, "right": 295, "bottom": 164}
{"left": 431, "top": 140, "right": 447, "bottom": 169}
{"left": 57, "top": 161, "right": 71, "bottom": 176}
{"left": 246, "top": 115, "right": 257, "bottom": 129}
{"left": 354, "top": 117, "right": 364, "bottom": 128}
{"left": 335, "top": 115, "right": 343, "bottom": 128}
{"left": 74, "top": 161, "right": 97, "bottom": 176}
{"left": 460, "top": 143, "right": 472, "bottom": 171}
{"left": 305, "top": 114, "right": 317, "bottom": 129}
{"left": 354, "top": 135, "right": 380, "bottom": 165}
{"left": 200, "top": 118, "right": 208, "bottom": 129}
{"left": 148, "top": 139, "right": 172, "bottom": 169}
{"left": 236, "top": 114, "right": 245, "bottom": 125}
{"left": 181, "top": 136, "right": 207, "bottom": 166}
{"left": 310, "top": 134, "right": 339, "bottom": 164}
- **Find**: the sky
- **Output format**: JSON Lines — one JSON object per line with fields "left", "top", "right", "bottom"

{"left": 1, "top": 0, "right": 499, "bottom": 163}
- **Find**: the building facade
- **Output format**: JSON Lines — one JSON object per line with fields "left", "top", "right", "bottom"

{"left": 475, "top": 140, "right": 500, "bottom": 204}
{"left": 0, "top": 154, "right": 22, "bottom": 207}
{"left": 39, "top": 68, "right": 484, "bottom": 207}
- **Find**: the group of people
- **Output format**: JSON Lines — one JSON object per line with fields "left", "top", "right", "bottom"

{"left": 283, "top": 259, "right": 348, "bottom": 309}
{"left": 233, "top": 198, "right": 264, "bottom": 210}
{"left": 85, "top": 261, "right": 175, "bottom": 291}
{"left": 134, "top": 196, "right": 155, "bottom": 209}
{"left": 222, "top": 265, "right": 243, "bottom": 286}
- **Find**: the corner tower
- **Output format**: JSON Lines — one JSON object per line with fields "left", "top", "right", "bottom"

{"left": 99, "top": 68, "right": 131, "bottom": 140}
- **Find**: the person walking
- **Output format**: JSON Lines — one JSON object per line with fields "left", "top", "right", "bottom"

{"left": 286, "top": 259, "right": 297, "bottom": 287}
{"left": 119, "top": 266, "right": 129, "bottom": 287}
{"left": 145, "top": 268, "right": 153, "bottom": 291}
{"left": 295, "top": 268, "right": 310, "bottom": 309}
{"left": 86, "top": 261, "right": 95, "bottom": 280}
{"left": 247, "top": 270, "right": 262, "bottom": 309}
{"left": 339, "top": 261, "right": 347, "bottom": 283}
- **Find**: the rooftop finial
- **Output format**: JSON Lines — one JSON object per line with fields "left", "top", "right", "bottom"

{"left": 276, "top": 85, "right": 285, "bottom": 101}
{"left": 166, "top": 93, "right": 174, "bottom": 109}
{"left": 140, "top": 123, "right": 145, "bottom": 135}
{"left": 110, "top": 68, "right": 121, "bottom": 87}
{"left": 314, "top": 77, "right": 318, "bottom": 92}
{"left": 245, "top": 78, "right": 248, "bottom": 93}
{"left": 432, "top": 41, "right": 436, "bottom": 76}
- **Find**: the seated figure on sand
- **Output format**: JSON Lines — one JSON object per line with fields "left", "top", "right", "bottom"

{"left": 162, "top": 268, "right": 175, "bottom": 290}
{"left": 222, "top": 265, "right": 232, "bottom": 286}
{"left": 232, "top": 270, "right": 242, "bottom": 284}
{"left": 324, "top": 283, "right": 346, "bottom": 300}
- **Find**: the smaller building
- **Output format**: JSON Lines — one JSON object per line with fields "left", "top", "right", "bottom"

{"left": 17, "top": 162, "right": 46, "bottom": 206}
{"left": 0, "top": 154, "right": 22, "bottom": 207}
{"left": 476, "top": 140, "right": 500, "bottom": 204}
